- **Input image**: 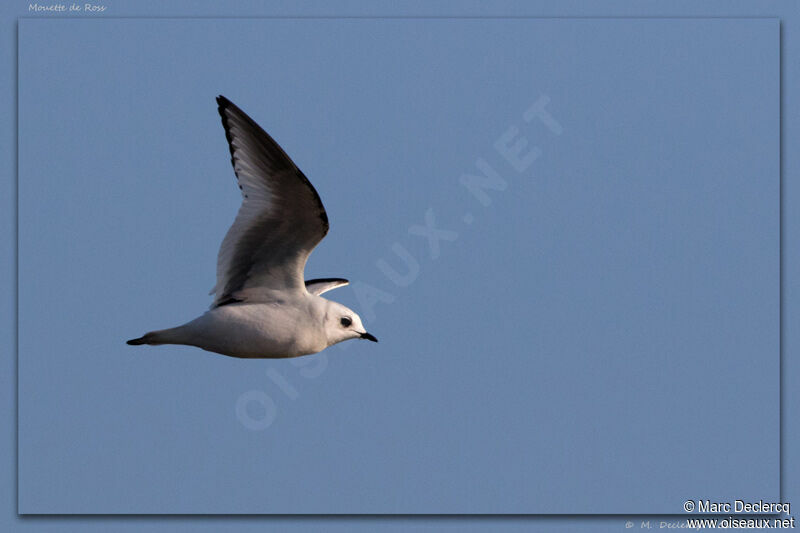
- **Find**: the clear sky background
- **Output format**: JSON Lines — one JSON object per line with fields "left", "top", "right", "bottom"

{"left": 9, "top": 4, "right": 784, "bottom": 524}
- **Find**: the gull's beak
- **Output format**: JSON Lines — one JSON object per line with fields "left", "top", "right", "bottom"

{"left": 360, "top": 332, "right": 378, "bottom": 343}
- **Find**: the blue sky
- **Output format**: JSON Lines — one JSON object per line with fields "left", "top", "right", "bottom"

{"left": 7, "top": 6, "right": 786, "bottom": 524}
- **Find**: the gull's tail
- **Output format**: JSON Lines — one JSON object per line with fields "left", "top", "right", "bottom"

{"left": 126, "top": 326, "right": 189, "bottom": 346}
{"left": 126, "top": 335, "right": 149, "bottom": 345}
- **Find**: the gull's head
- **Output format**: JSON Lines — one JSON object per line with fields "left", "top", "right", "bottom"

{"left": 324, "top": 301, "right": 378, "bottom": 346}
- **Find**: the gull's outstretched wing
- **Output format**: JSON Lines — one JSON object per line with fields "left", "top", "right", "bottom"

{"left": 305, "top": 278, "right": 349, "bottom": 296}
{"left": 211, "top": 96, "right": 329, "bottom": 307}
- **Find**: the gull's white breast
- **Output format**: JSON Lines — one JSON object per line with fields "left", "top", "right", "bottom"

{"left": 183, "top": 301, "right": 327, "bottom": 358}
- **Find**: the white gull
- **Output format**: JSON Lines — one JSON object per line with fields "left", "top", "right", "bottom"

{"left": 127, "top": 96, "right": 377, "bottom": 358}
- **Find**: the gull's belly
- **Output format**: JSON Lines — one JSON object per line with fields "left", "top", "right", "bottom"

{"left": 188, "top": 303, "right": 325, "bottom": 358}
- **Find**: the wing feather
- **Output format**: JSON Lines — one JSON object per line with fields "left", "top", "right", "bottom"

{"left": 212, "top": 96, "right": 329, "bottom": 306}
{"left": 305, "top": 278, "right": 349, "bottom": 296}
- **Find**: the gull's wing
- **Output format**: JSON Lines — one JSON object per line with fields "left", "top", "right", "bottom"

{"left": 211, "top": 96, "right": 329, "bottom": 307}
{"left": 305, "top": 278, "right": 349, "bottom": 296}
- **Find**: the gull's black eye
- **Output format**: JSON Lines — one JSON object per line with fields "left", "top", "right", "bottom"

{"left": 340, "top": 317, "right": 352, "bottom": 328}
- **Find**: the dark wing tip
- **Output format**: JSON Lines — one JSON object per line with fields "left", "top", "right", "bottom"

{"left": 305, "top": 277, "right": 349, "bottom": 286}
{"left": 216, "top": 96, "right": 239, "bottom": 176}
{"left": 216, "top": 95, "right": 241, "bottom": 136}
{"left": 216, "top": 95, "right": 234, "bottom": 131}
{"left": 216, "top": 95, "right": 233, "bottom": 121}
{"left": 213, "top": 95, "right": 330, "bottom": 237}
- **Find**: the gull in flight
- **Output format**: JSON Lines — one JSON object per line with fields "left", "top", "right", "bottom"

{"left": 127, "top": 96, "right": 378, "bottom": 358}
